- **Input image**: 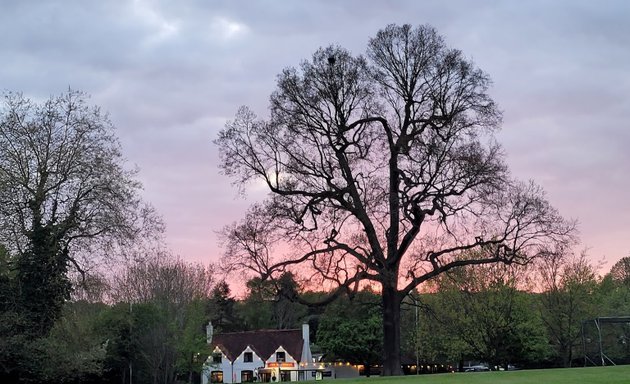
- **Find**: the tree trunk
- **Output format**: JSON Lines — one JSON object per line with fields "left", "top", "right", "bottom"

{"left": 382, "top": 283, "right": 403, "bottom": 376}
{"left": 565, "top": 341, "right": 573, "bottom": 368}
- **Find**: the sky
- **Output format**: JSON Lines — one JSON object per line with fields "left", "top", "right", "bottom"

{"left": 1, "top": 0, "right": 628, "bottom": 273}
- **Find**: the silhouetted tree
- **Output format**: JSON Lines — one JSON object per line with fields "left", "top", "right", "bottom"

{"left": 217, "top": 24, "right": 574, "bottom": 375}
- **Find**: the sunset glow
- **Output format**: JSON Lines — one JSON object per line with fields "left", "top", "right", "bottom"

{"left": 1, "top": 1, "right": 627, "bottom": 273}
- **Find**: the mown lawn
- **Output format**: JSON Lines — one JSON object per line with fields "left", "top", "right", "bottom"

{"left": 334, "top": 366, "right": 630, "bottom": 384}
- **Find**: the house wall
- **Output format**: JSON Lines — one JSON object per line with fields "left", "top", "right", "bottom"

{"left": 203, "top": 348, "right": 233, "bottom": 384}
{"left": 231, "top": 346, "right": 266, "bottom": 383}
{"left": 203, "top": 346, "right": 269, "bottom": 384}
{"left": 265, "top": 346, "right": 300, "bottom": 382}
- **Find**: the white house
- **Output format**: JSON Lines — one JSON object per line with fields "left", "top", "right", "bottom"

{"left": 202, "top": 323, "right": 321, "bottom": 383}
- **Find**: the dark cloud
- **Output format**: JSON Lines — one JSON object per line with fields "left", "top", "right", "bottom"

{"left": 2, "top": 0, "right": 628, "bottom": 268}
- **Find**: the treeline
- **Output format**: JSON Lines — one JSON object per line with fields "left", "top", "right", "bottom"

{"left": 3, "top": 246, "right": 630, "bottom": 383}
{"left": 0, "top": 252, "right": 214, "bottom": 383}
{"left": 311, "top": 253, "right": 630, "bottom": 373}
{"left": 403, "top": 253, "right": 630, "bottom": 370}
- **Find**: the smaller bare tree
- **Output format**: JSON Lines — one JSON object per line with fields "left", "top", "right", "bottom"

{"left": 0, "top": 90, "right": 162, "bottom": 336}
{"left": 110, "top": 253, "right": 216, "bottom": 384}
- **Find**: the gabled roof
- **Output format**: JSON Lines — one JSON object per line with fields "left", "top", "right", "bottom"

{"left": 211, "top": 329, "right": 304, "bottom": 362}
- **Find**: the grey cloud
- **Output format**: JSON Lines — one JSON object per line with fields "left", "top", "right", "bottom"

{"left": 2, "top": 0, "right": 628, "bottom": 268}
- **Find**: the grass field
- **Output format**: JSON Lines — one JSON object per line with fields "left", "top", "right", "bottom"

{"left": 334, "top": 365, "right": 630, "bottom": 384}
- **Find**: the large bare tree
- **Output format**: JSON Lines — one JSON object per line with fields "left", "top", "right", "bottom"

{"left": 0, "top": 90, "right": 160, "bottom": 336}
{"left": 216, "top": 24, "right": 574, "bottom": 375}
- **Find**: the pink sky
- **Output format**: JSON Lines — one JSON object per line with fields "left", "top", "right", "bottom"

{"left": 1, "top": 1, "right": 628, "bottom": 275}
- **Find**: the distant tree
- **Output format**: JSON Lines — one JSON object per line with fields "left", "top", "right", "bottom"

{"left": 32, "top": 301, "right": 109, "bottom": 383}
{"left": 317, "top": 291, "right": 382, "bottom": 376}
{"left": 0, "top": 307, "right": 32, "bottom": 381}
{"left": 597, "top": 275, "right": 630, "bottom": 316}
{"left": 109, "top": 256, "right": 214, "bottom": 383}
{"left": 0, "top": 90, "right": 161, "bottom": 337}
{"left": 0, "top": 244, "right": 13, "bottom": 314}
{"left": 217, "top": 24, "right": 574, "bottom": 374}
{"left": 176, "top": 299, "right": 210, "bottom": 384}
{"left": 70, "top": 272, "right": 111, "bottom": 303}
{"left": 136, "top": 304, "right": 177, "bottom": 384}
{"left": 238, "top": 272, "right": 307, "bottom": 330}
{"left": 401, "top": 289, "right": 468, "bottom": 369}
{"left": 0, "top": 299, "right": 111, "bottom": 383}
{"left": 207, "top": 281, "right": 243, "bottom": 333}
{"left": 423, "top": 261, "right": 550, "bottom": 369}
{"left": 271, "top": 272, "right": 308, "bottom": 329}
{"left": 111, "top": 254, "right": 215, "bottom": 307}
{"left": 595, "top": 263, "right": 630, "bottom": 361}
{"left": 608, "top": 256, "right": 630, "bottom": 287}
{"left": 586, "top": 275, "right": 630, "bottom": 365}
{"left": 99, "top": 301, "right": 166, "bottom": 384}
{"left": 537, "top": 249, "right": 598, "bottom": 367}
{"left": 97, "top": 302, "right": 137, "bottom": 384}
{"left": 238, "top": 278, "right": 275, "bottom": 330}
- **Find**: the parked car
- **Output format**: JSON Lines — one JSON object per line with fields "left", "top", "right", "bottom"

{"left": 464, "top": 365, "right": 490, "bottom": 372}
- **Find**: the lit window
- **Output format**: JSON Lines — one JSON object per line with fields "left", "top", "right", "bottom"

{"left": 210, "top": 371, "right": 223, "bottom": 383}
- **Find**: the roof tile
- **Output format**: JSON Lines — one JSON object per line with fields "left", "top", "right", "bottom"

{"left": 211, "top": 329, "right": 304, "bottom": 362}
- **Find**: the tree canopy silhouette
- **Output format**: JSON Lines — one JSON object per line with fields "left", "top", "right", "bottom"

{"left": 216, "top": 24, "right": 574, "bottom": 375}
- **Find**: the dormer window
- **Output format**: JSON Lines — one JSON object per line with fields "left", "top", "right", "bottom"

{"left": 244, "top": 352, "right": 253, "bottom": 362}
{"left": 276, "top": 351, "right": 285, "bottom": 362}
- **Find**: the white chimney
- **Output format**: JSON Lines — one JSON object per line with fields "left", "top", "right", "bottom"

{"left": 301, "top": 323, "right": 313, "bottom": 366}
